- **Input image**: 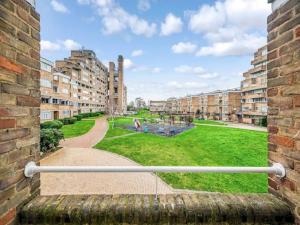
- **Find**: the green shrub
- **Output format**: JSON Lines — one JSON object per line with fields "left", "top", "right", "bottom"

{"left": 40, "top": 128, "right": 64, "bottom": 152}
{"left": 74, "top": 114, "right": 83, "bottom": 121}
{"left": 40, "top": 120, "right": 63, "bottom": 129}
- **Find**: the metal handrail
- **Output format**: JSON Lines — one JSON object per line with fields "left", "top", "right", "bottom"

{"left": 24, "top": 162, "right": 285, "bottom": 178}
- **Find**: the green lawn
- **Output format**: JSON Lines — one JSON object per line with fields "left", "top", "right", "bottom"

{"left": 135, "top": 109, "right": 160, "bottom": 119}
{"left": 95, "top": 124, "right": 268, "bottom": 193}
{"left": 61, "top": 120, "right": 95, "bottom": 138}
{"left": 82, "top": 115, "right": 103, "bottom": 120}
{"left": 194, "top": 119, "right": 227, "bottom": 126}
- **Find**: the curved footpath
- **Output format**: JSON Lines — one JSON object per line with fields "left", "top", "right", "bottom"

{"left": 40, "top": 117, "right": 173, "bottom": 195}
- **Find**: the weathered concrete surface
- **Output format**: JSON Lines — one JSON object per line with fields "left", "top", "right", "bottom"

{"left": 40, "top": 148, "right": 173, "bottom": 195}
{"left": 19, "top": 193, "right": 294, "bottom": 225}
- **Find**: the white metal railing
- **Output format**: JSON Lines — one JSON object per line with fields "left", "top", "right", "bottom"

{"left": 24, "top": 162, "right": 286, "bottom": 178}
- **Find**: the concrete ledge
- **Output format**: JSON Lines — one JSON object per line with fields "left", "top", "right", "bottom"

{"left": 19, "top": 193, "right": 294, "bottom": 225}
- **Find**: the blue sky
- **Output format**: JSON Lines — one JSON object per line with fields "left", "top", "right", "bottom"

{"left": 37, "top": 0, "right": 271, "bottom": 102}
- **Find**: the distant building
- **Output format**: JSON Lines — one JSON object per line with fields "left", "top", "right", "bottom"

{"left": 108, "top": 55, "right": 127, "bottom": 115}
{"left": 149, "top": 100, "right": 166, "bottom": 113}
{"left": 135, "top": 97, "right": 146, "bottom": 109}
{"left": 241, "top": 46, "right": 267, "bottom": 124}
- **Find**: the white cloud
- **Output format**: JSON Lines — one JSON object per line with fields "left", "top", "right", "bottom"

{"left": 138, "top": 0, "right": 150, "bottom": 11}
{"left": 188, "top": 2, "right": 225, "bottom": 33}
{"left": 50, "top": 0, "right": 69, "bottom": 13}
{"left": 41, "top": 40, "right": 61, "bottom": 51}
{"left": 41, "top": 39, "right": 82, "bottom": 51}
{"left": 123, "top": 59, "right": 134, "bottom": 70}
{"left": 167, "top": 81, "right": 207, "bottom": 89}
{"left": 131, "top": 49, "right": 143, "bottom": 57}
{"left": 63, "top": 39, "right": 81, "bottom": 50}
{"left": 171, "top": 42, "right": 197, "bottom": 54}
{"left": 90, "top": 0, "right": 156, "bottom": 37}
{"left": 186, "top": 0, "right": 271, "bottom": 56}
{"left": 152, "top": 67, "right": 161, "bottom": 73}
{"left": 188, "top": 0, "right": 270, "bottom": 34}
{"left": 174, "top": 65, "right": 205, "bottom": 74}
{"left": 196, "top": 34, "right": 266, "bottom": 57}
{"left": 198, "top": 72, "right": 219, "bottom": 79}
{"left": 160, "top": 13, "right": 183, "bottom": 36}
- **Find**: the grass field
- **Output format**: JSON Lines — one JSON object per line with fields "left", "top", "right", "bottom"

{"left": 61, "top": 120, "right": 95, "bottom": 138}
{"left": 95, "top": 123, "right": 268, "bottom": 193}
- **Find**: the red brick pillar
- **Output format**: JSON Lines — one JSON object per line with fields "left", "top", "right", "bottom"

{"left": 0, "top": 0, "right": 40, "bottom": 224}
{"left": 267, "top": 0, "right": 300, "bottom": 223}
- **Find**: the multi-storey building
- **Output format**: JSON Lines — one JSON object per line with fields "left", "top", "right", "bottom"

{"left": 149, "top": 100, "right": 166, "bottom": 113}
{"left": 108, "top": 55, "right": 127, "bottom": 115}
{"left": 55, "top": 50, "right": 109, "bottom": 115}
{"left": 40, "top": 50, "right": 127, "bottom": 122}
{"left": 241, "top": 46, "right": 267, "bottom": 124}
{"left": 135, "top": 97, "right": 146, "bottom": 110}
{"left": 212, "top": 89, "right": 241, "bottom": 121}
{"left": 40, "top": 58, "right": 77, "bottom": 121}
{"left": 149, "top": 88, "right": 240, "bottom": 121}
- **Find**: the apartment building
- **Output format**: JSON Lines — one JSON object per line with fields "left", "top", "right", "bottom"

{"left": 108, "top": 55, "right": 127, "bottom": 115}
{"left": 149, "top": 100, "right": 166, "bottom": 113}
{"left": 40, "top": 50, "right": 127, "bottom": 122}
{"left": 211, "top": 89, "right": 241, "bottom": 121}
{"left": 55, "top": 50, "right": 108, "bottom": 115}
{"left": 241, "top": 46, "right": 267, "bottom": 124}
{"left": 135, "top": 97, "right": 146, "bottom": 109}
{"left": 40, "top": 58, "right": 78, "bottom": 121}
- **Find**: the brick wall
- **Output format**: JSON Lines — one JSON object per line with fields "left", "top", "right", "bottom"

{"left": 267, "top": 0, "right": 300, "bottom": 223}
{"left": 0, "top": 0, "right": 40, "bottom": 224}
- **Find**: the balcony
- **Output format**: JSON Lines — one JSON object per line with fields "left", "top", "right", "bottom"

{"left": 248, "top": 65, "right": 266, "bottom": 74}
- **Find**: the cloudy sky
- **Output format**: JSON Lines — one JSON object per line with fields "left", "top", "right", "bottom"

{"left": 37, "top": 0, "right": 271, "bottom": 102}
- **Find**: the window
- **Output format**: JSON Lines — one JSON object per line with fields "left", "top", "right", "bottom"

{"left": 63, "top": 110, "right": 70, "bottom": 116}
{"left": 62, "top": 88, "right": 69, "bottom": 94}
{"left": 41, "top": 111, "right": 52, "bottom": 120}
{"left": 40, "top": 79, "right": 52, "bottom": 88}
{"left": 62, "top": 77, "right": 69, "bottom": 84}
{"left": 41, "top": 61, "right": 52, "bottom": 72}
{"left": 41, "top": 98, "right": 50, "bottom": 104}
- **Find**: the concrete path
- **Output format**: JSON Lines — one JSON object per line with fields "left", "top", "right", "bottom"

{"left": 60, "top": 117, "right": 109, "bottom": 148}
{"left": 41, "top": 117, "right": 173, "bottom": 195}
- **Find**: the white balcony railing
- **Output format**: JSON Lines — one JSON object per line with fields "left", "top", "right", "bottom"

{"left": 24, "top": 162, "right": 285, "bottom": 178}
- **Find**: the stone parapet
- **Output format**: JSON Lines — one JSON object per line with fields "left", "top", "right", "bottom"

{"left": 20, "top": 193, "right": 293, "bottom": 225}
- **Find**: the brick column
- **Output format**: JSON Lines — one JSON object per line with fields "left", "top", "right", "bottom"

{"left": 267, "top": 0, "right": 300, "bottom": 223}
{"left": 0, "top": 0, "right": 40, "bottom": 224}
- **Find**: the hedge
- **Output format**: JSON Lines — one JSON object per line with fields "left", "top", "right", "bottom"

{"left": 40, "top": 128, "right": 64, "bottom": 152}
{"left": 40, "top": 120, "right": 63, "bottom": 129}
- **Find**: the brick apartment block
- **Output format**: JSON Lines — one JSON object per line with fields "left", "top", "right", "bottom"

{"left": 150, "top": 89, "right": 241, "bottom": 122}
{"left": 40, "top": 51, "right": 127, "bottom": 122}
{"left": 108, "top": 55, "right": 127, "bottom": 115}
{"left": 241, "top": 46, "right": 268, "bottom": 124}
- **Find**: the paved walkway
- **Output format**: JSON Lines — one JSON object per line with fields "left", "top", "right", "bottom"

{"left": 41, "top": 117, "right": 173, "bottom": 195}
{"left": 60, "top": 117, "right": 109, "bottom": 148}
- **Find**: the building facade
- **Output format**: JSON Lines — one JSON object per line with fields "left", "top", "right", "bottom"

{"left": 40, "top": 51, "right": 127, "bottom": 122}
{"left": 241, "top": 46, "right": 268, "bottom": 124}
{"left": 108, "top": 55, "right": 127, "bottom": 115}
{"left": 40, "top": 58, "right": 79, "bottom": 121}
{"left": 149, "top": 100, "right": 166, "bottom": 113}
{"left": 135, "top": 97, "right": 146, "bottom": 109}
